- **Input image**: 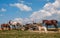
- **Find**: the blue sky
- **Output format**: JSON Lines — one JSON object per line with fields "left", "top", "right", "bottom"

{"left": 0, "top": 0, "right": 60, "bottom": 24}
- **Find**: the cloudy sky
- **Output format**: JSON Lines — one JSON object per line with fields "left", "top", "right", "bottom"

{"left": 0, "top": 0, "right": 60, "bottom": 24}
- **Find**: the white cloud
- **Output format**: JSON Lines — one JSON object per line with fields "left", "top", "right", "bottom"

{"left": 30, "top": 0, "right": 60, "bottom": 22}
{"left": 24, "top": 18, "right": 33, "bottom": 24}
{"left": 0, "top": 8, "right": 6, "bottom": 12}
{"left": 10, "top": 3, "right": 32, "bottom": 11}
{"left": 30, "top": 9, "right": 52, "bottom": 21}
{"left": 12, "top": 18, "right": 33, "bottom": 25}
{"left": 53, "top": 0, "right": 60, "bottom": 8}
{"left": 11, "top": 0, "right": 60, "bottom": 24}
{"left": 12, "top": 18, "right": 23, "bottom": 25}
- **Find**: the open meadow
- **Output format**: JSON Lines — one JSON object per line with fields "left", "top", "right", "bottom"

{"left": 0, "top": 28, "right": 60, "bottom": 38}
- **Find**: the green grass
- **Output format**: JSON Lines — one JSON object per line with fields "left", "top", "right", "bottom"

{"left": 0, "top": 30, "right": 60, "bottom": 38}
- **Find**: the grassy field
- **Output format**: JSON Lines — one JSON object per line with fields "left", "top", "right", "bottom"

{"left": 0, "top": 30, "right": 60, "bottom": 38}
